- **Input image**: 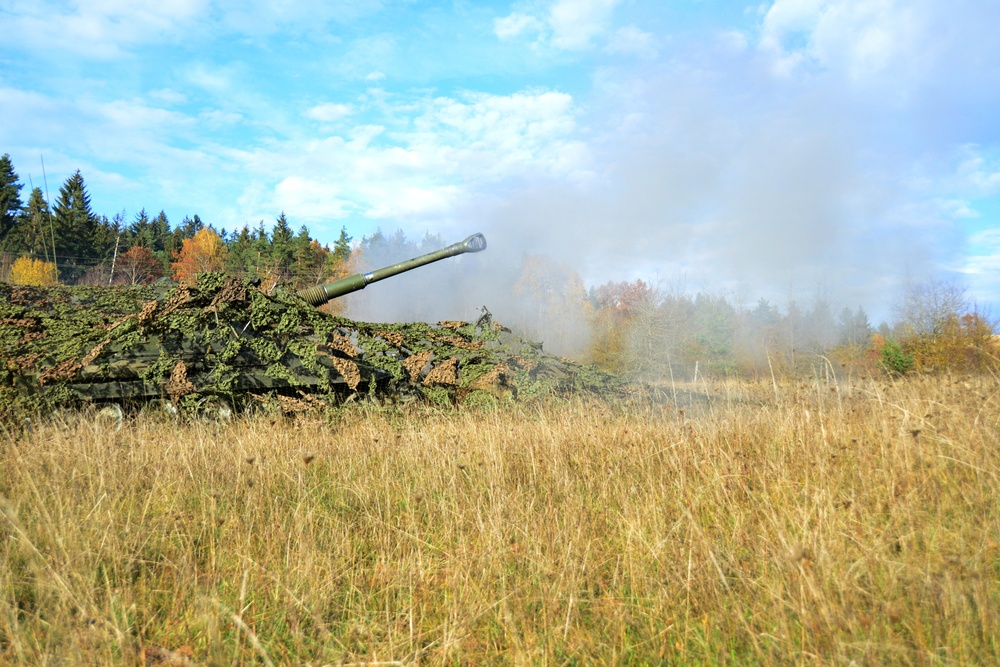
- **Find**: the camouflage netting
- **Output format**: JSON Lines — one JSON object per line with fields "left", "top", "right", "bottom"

{"left": 0, "top": 273, "right": 630, "bottom": 420}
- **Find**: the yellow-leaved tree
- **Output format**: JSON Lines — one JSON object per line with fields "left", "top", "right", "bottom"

{"left": 9, "top": 257, "right": 59, "bottom": 286}
{"left": 171, "top": 228, "right": 228, "bottom": 284}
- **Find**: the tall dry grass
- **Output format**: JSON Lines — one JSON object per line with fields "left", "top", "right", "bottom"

{"left": 1, "top": 375, "right": 998, "bottom": 665}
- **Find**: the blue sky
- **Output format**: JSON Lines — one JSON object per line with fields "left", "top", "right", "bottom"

{"left": 1, "top": 0, "right": 998, "bottom": 321}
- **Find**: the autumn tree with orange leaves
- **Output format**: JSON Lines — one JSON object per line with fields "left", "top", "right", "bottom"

{"left": 171, "top": 228, "right": 228, "bottom": 284}
{"left": 588, "top": 278, "right": 658, "bottom": 373}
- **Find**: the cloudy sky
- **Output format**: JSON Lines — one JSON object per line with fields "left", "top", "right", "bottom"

{"left": 1, "top": 0, "right": 997, "bottom": 321}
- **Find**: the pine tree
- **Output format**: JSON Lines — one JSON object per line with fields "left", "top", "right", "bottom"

{"left": 14, "top": 188, "right": 54, "bottom": 259}
{"left": 252, "top": 220, "right": 271, "bottom": 275}
{"left": 151, "top": 211, "right": 171, "bottom": 250}
{"left": 179, "top": 214, "right": 204, "bottom": 239}
{"left": 290, "top": 225, "right": 319, "bottom": 287}
{"left": 225, "top": 224, "right": 255, "bottom": 277}
{"left": 90, "top": 214, "right": 119, "bottom": 262}
{"left": 270, "top": 212, "right": 294, "bottom": 275}
{"left": 0, "top": 154, "right": 24, "bottom": 248}
{"left": 52, "top": 170, "right": 98, "bottom": 280}
{"left": 151, "top": 210, "right": 174, "bottom": 274}
{"left": 128, "top": 208, "right": 153, "bottom": 247}
{"left": 332, "top": 226, "right": 352, "bottom": 266}
{"left": 838, "top": 306, "right": 873, "bottom": 347}
{"left": 805, "top": 298, "right": 837, "bottom": 352}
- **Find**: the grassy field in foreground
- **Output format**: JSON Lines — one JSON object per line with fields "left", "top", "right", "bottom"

{"left": 1, "top": 376, "right": 999, "bottom": 666}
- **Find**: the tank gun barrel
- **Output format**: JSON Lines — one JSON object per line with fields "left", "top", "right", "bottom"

{"left": 297, "top": 233, "right": 487, "bottom": 307}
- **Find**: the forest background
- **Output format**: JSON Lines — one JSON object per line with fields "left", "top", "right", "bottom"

{"left": 1, "top": 153, "right": 995, "bottom": 381}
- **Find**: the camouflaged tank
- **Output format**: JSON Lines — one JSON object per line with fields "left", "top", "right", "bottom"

{"left": 0, "top": 234, "right": 627, "bottom": 420}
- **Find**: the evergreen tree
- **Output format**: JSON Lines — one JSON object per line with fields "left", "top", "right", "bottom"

{"left": 51, "top": 170, "right": 98, "bottom": 280}
{"left": 90, "top": 214, "right": 119, "bottom": 262}
{"left": 252, "top": 220, "right": 271, "bottom": 273}
{"left": 690, "top": 293, "right": 737, "bottom": 369}
{"left": 151, "top": 211, "right": 171, "bottom": 250}
{"left": 854, "top": 307, "right": 873, "bottom": 342}
{"left": 805, "top": 298, "right": 837, "bottom": 352}
{"left": 151, "top": 210, "right": 175, "bottom": 274}
{"left": 0, "top": 154, "right": 24, "bottom": 248}
{"left": 180, "top": 214, "right": 204, "bottom": 238}
{"left": 270, "top": 212, "right": 294, "bottom": 274}
{"left": 838, "top": 306, "right": 873, "bottom": 346}
{"left": 225, "top": 225, "right": 255, "bottom": 277}
{"left": 292, "top": 224, "right": 312, "bottom": 256}
{"left": 784, "top": 300, "right": 804, "bottom": 362}
{"left": 12, "top": 187, "right": 53, "bottom": 258}
{"left": 290, "top": 224, "right": 319, "bottom": 287}
{"left": 332, "top": 226, "right": 352, "bottom": 266}
{"left": 748, "top": 298, "right": 779, "bottom": 331}
{"left": 129, "top": 208, "right": 153, "bottom": 247}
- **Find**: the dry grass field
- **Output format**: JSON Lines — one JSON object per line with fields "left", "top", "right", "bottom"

{"left": 2, "top": 375, "right": 998, "bottom": 665}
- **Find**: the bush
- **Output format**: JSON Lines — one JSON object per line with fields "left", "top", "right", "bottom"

{"left": 881, "top": 339, "right": 914, "bottom": 376}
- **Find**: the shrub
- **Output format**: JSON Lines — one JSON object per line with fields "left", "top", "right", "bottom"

{"left": 881, "top": 339, "right": 914, "bottom": 376}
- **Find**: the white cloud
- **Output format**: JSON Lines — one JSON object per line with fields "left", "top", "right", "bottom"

{"left": 272, "top": 176, "right": 353, "bottom": 220}
{"left": 605, "top": 25, "right": 657, "bottom": 59}
{"left": 962, "top": 229, "right": 1000, "bottom": 305}
{"left": 211, "top": 88, "right": 591, "bottom": 234}
{"left": 760, "top": 0, "right": 824, "bottom": 42}
{"left": 306, "top": 103, "right": 354, "bottom": 122}
{"left": 934, "top": 198, "right": 978, "bottom": 220}
{"left": 494, "top": 12, "right": 545, "bottom": 40}
{"left": 757, "top": 0, "right": 932, "bottom": 82}
{"left": 809, "top": 0, "right": 922, "bottom": 79}
{"left": 494, "top": 0, "right": 620, "bottom": 51}
{"left": 148, "top": 88, "right": 188, "bottom": 105}
{"left": 549, "top": 0, "right": 620, "bottom": 49}
{"left": 956, "top": 148, "right": 1000, "bottom": 196}
{"left": 0, "top": 0, "right": 389, "bottom": 58}
{"left": 199, "top": 109, "right": 244, "bottom": 127}
{"left": 716, "top": 30, "right": 749, "bottom": 54}
{"left": 185, "top": 64, "right": 237, "bottom": 96}
{"left": 214, "top": 0, "right": 385, "bottom": 35}
{"left": 0, "top": 0, "right": 207, "bottom": 58}
{"left": 366, "top": 185, "right": 462, "bottom": 219}
{"left": 416, "top": 90, "right": 590, "bottom": 182}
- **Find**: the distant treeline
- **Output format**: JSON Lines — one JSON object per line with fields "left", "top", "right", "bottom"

{"left": 0, "top": 153, "right": 358, "bottom": 289}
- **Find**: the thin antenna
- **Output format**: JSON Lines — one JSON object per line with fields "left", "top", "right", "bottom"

{"left": 40, "top": 155, "right": 57, "bottom": 273}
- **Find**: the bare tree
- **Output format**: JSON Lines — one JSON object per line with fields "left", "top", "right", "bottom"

{"left": 892, "top": 277, "right": 968, "bottom": 338}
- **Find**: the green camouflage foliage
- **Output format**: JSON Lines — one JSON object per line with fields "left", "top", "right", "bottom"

{"left": 0, "top": 273, "right": 628, "bottom": 421}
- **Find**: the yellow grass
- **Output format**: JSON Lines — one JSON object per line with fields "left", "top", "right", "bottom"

{"left": 2, "top": 375, "right": 999, "bottom": 665}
